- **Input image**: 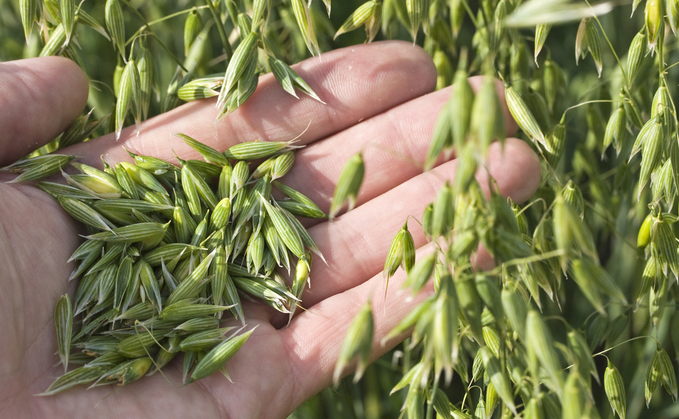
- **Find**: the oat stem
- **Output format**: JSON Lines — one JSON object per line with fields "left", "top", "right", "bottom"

{"left": 204, "top": 0, "right": 233, "bottom": 60}
{"left": 120, "top": 0, "right": 188, "bottom": 72}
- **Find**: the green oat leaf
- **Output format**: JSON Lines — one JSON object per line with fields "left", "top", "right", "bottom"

{"left": 425, "top": 98, "right": 453, "bottom": 172}
{"left": 271, "top": 151, "right": 295, "bottom": 180}
{"left": 258, "top": 194, "right": 305, "bottom": 258}
{"left": 534, "top": 24, "right": 552, "bottom": 63}
{"left": 38, "top": 366, "right": 108, "bottom": 396}
{"left": 40, "top": 23, "right": 67, "bottom": 57}
{"left": 105, "top": 0, "right": 126, "bottom": 59}
{"left": 5, "top": 154, "right": 76, "bottom": 183}
{"left": 658, "top": 347, "right": 678, "bottom": 401}
{"left": 290, "top": 0, "right": 321, "bottom": 56}
{"left": 187, "top": 328, "right": 254, "bottom": 383}
{"left": 59, "top": 0, "right": 76, "bottom": 44}
{"left": 92, "top": 198, "right": 173, "bottom": 214}
{"left": 85, "top": 222, "right": 169, "bottom": 249}
{"left": 384, "top": 226, "right": 405, "bottom": 281}
{"left": 179, "top": 327, "right": 235, "bottom": 352}
{"left": 137, "top": 259, "right": 162, "bottom": 312}
{"left": 160, "top": 301, "right": 232, "bottom": 322}
{"left": 470, "top": 76, "right": 505, "bottom": 153}
{"left": 563, "top": 370, "right": 585, "bottom": 418}
{"left": 165, "top": 250, "right": 216, "bottom": 305}
{"left": 273, "top": 180, "right": 325, "bottom": 218}
{"left": 115, "top": 60, "right": 141, "bottom": 140}
{"left": 334, "top": 2, "right": 378, "bottom": 40}
{"left": 55, "top": 294, "right": 73, "bottom": 372}
{"left": 646, "top": 350, "right": 662, "bottom": 407}
{"left": 224, "top": 140, "right": 301, "bottom": 160}
{"left": 117, "top": 329, "right": 165, "bottom": 358}
{"left": 626, "top": 31, "right": 646, "bottom": 83}
{"left": 113, "top": 256, "right": 133, "bottom": 312}
{"left": 604, "top": 359, "right": 627, "bottom": 419}
{"left": 279, "top": 204, "right": 325, "bottom": 263}
{"left": 136, "top": 44, "right": 154, "bottom": 121}
{"left": 184, "top": 8, "right": 203, "bottom": 57}
{"left": 329, "top": 153, "right": 365, "bottom": 219}
{"left": 480, "top": 347, "right": 517, "bottom": 415}
{"left": 57, "top": 197, "right": 115, "bottom": 231}
{"left": 19, "top": 0, "right": 40, "bottom": 45}
{"left": 568, "top": 329, "right": 599, "bottom": 383}
{"left": 585, "top": 18, "right": 603, "bottom": 77}
{"left": 645, "top": 0, "right": 664, "bottom": 52}
{"left": 505, "top": 85, "right": 545, "bottom": 146}
{"left": 502, "top": 285, "right": 527, "bottom": 341}
{"left": 218, "top": 31, "right": 258, "bottom": 109}
{"left": 38, "top": 181, "right": 97, "bottom": 200}
{"left": 526, "top": 310, "right": 564, "bottom": 392}
{"left": 333, "top": 300, "right": 374, "bottom": 384}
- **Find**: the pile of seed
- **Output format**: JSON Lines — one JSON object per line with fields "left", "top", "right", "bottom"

{"left": 13, "top": 134, "right": 325, "bottom": 395}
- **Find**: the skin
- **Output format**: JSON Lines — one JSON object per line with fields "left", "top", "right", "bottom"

{"left": 0, "top": 41, "right": 541, "bottom": 419}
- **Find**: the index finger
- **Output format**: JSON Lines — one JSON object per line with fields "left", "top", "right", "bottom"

{"left": 64, "top": 41, "right": 438, "bottom": 166}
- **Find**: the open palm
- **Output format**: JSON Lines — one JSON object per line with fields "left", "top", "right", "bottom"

{"left": 0, "top": 42, "right": 541, "bottom": 419}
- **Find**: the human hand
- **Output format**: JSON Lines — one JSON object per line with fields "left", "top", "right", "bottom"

{"left": 0, "top": 41, "right": 540, "bottom": 419}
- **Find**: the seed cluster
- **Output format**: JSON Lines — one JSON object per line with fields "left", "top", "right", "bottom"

{"left": 16, "top": 135, "right": 326, "bottom": 395}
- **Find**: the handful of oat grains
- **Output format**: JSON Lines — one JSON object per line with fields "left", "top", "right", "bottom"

{"left": 4, "top": 134, "right": 325, "bottom": 394}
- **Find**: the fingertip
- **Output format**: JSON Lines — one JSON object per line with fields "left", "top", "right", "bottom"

{"left": 364, "top": 41, "right": 438, "bottom": 97}
{"left": 35, "top": 56, "right": 90, "bottom": 118}
{"left": 54, "top": 56, "right": 90, "bottom": 106}
{"left": 294, "top": 40, "right": 437, "bottom": 114}
{"left": 0, "top": 56, "right": 89, "bottom": 165}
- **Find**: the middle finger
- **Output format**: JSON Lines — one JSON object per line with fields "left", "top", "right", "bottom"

{"left": 278, "top": 78, "right": 519, "bottom": 225}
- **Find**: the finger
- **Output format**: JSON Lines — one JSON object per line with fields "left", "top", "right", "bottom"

{"left": 0, "top": 57, "right": 88, "bottom": 166}
{"left": 279, "top": 77, "right": 519, "bottom": 222}
{"left": 299, "top": 139, "right": 540, "bottom": 309}
{"left": 62, "top": 41, "right": 437, "bottom": 166}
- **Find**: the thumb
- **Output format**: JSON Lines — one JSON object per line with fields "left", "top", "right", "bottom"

{"left": 0, "top": 56, "right": 88, "bottom": 166}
